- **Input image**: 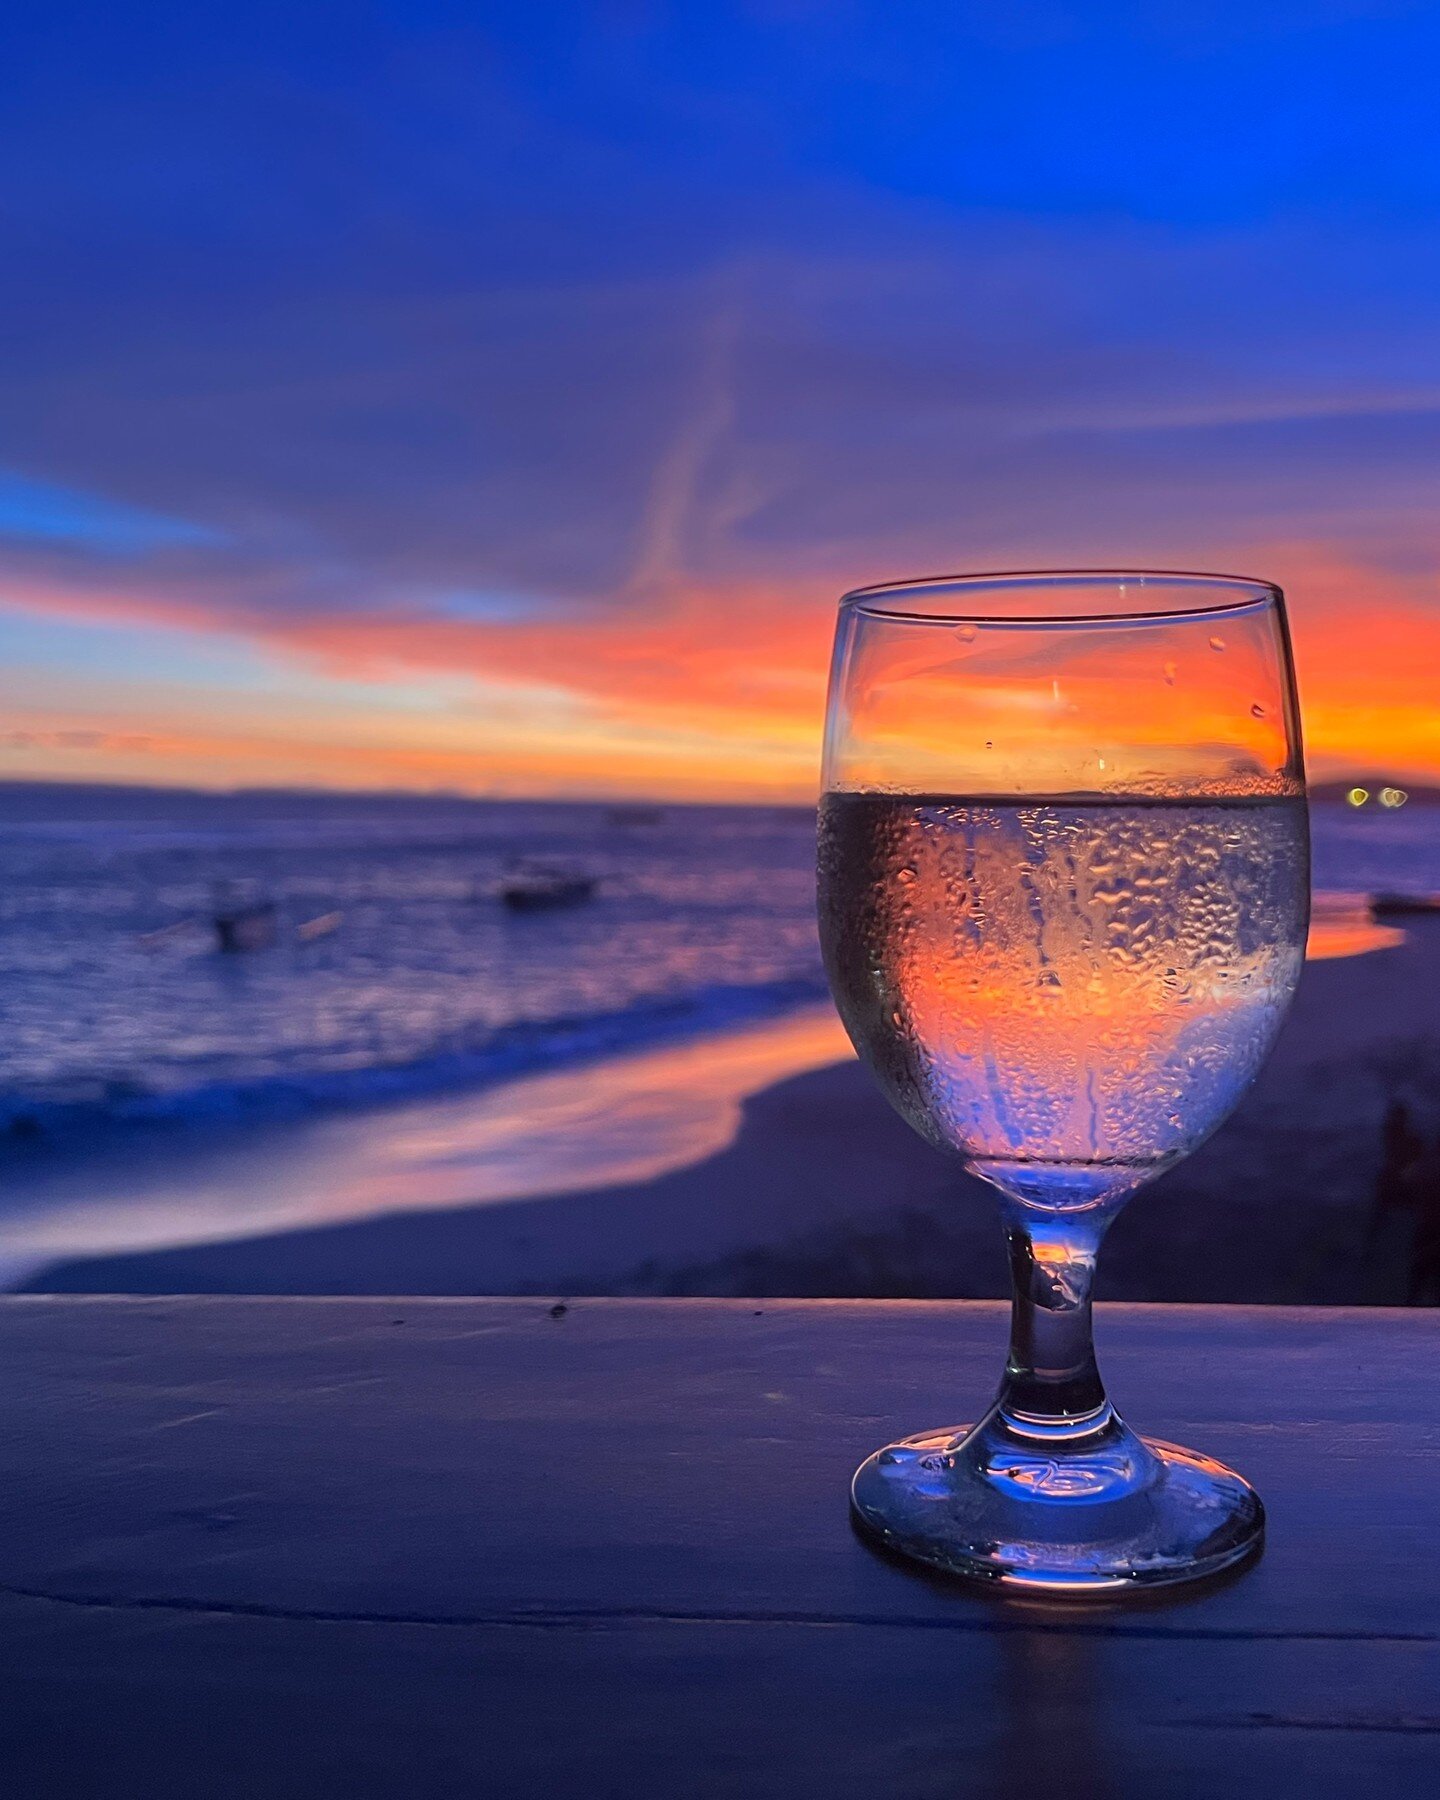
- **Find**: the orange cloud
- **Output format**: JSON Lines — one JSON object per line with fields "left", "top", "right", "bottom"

{"left": 1, "top": 542, "right": 1438, "bottom": 798}
{"left": 1256, "top": 544, "right": 1440, "bottom": 780}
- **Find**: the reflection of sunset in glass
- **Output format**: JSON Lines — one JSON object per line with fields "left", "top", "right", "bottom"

{"left": 824, "top": 573, "right": 1306, "bottom": 1588}
{"left": 831, "top": 585, "right": 1299, "bottom": 797}
{"left": 821, "top": 794, "right": 1308, "bottom": 1206}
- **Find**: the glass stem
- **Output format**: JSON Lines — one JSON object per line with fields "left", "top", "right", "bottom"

{"left": 995, "top": 1198, "right": 1121, "bottom": 1440}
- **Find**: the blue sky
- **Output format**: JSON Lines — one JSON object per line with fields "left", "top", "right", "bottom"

{"left": 2, "top": 1, "right": 1439, "bottom": 792}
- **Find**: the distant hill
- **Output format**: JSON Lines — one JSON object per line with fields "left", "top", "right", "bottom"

{"left": 1310, "top": 778, "right": 1440, "bottom": 805}
{"left": 0, "top": 774, "right": 1432, "bottom": 820}
{"left": 0, "top": 778, "right": 809, "bottom": 821}
{"left": 0, "top": 779, "right": 500, "bottom": 821}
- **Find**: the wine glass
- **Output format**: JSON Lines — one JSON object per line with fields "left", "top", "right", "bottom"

{"left": 817, "top": 570, "right": 1309, "bottom": 1592}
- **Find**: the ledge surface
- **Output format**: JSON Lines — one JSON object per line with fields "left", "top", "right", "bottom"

{"left": 0, "top": 1295, "right": 1436, "bottom": 1796}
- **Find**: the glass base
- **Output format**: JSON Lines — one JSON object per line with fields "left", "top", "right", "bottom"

{"left": 851, "top": 1411, "right": 1263, "bottom": 1594}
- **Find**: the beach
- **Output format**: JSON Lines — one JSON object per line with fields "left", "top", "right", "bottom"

{"left": 2, "top": 786, "right": 1438, "bottom": 1304}
{"left": 23, "top": 910, "right": 1440, "bottom": 1304}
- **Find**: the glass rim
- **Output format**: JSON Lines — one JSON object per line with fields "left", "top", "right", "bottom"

{"left": 839, "top": 568, "right": 1284, "bottom": 626}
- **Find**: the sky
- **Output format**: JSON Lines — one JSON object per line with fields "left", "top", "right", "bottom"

{"left": 3, "top": 0, "right": 1440, "bottom": 800}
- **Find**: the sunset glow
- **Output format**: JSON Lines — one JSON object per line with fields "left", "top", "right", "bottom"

{"left": 5, "top": 8, "right": 1440, "bottom": 800}
{"left": 2, "top": 553, "right": 1434, "bottom": 800}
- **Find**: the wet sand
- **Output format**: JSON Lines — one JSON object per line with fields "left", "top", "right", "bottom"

{"left": 25, "top": 915, "right": 1440, "bottom": 1304}
{"left": 0, "top": 1007, "right": 854, "bottom": 1289}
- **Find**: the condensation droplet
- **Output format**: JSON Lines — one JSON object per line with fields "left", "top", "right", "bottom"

{"left": 1162, "top": 661, "right": 1177, "bottom": 685}
{"left": 1209, "top": 635, "right": 1226, "bottom": 652}
{"left": 897, "top": 866, "right": 917, "bottom": 885}
{"left": 1250, "top": 702, "right": 1268, "bottom": 719}
{"left": 984, "top": 740, "right": 994, "bottom": 750}
{"left": 955, "top": 624, "right": 977, "bottom": 643}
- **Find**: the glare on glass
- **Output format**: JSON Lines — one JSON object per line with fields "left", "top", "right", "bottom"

{"left": 818, "top": 571, "right": 1309, "bottom": 1592}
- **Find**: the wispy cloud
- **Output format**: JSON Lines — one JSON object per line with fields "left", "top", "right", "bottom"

{"left": 5, "top": 7, "right": 1440, "bottom": 793}
{"left": 626, "top": 277, "right": 745, "bottom": 597}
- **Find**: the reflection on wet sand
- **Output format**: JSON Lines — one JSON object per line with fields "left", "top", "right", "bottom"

{"left": 0, "top": 1006, "right": 856, "bottom": 1282}
{"left": 320, "top": 1003, "right": 856, "bottom": 1218}
{"left": 1306, "top": 896, "right": 1405, "bottom": 962}
{"left": 0, "top": 900, "right": 1401, "bottom": 1286}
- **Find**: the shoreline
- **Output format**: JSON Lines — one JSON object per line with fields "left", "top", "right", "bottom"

{"left": 0, "top": 1005, "right": 854, "bottom": 1291}
{"left": 23, "top": 916, "right": 1440, "bottom": 1305}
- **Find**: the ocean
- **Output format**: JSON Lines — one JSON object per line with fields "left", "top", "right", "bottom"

{"left": 1, "top": 783, "right": 1438, "bottom": 1296}
{"left": 0, "top": 787, "right": 825, "bottom": 1138}
{"left": 0, "top": 784, "right": 1435, "bottom": 1144}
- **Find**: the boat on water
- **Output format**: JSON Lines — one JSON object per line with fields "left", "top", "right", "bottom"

{"left": 1371, "top": 892, "right": 1440, "bottom": 919}
{"left": 213, "top": 898, "right": 279, "bottom": 952}
{"left": 498, "top": 862, "right": 598, "bottom": 912}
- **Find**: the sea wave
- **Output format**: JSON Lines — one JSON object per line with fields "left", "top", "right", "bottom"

{"left": 0, "top": 973, "right": 832, "bottom": 1146}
